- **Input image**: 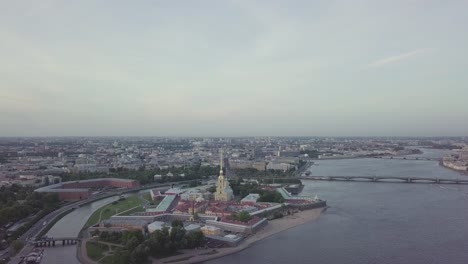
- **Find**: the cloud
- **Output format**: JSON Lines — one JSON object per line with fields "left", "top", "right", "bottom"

{"left": 366, "top": 48, "right": 433, "bottom": 68}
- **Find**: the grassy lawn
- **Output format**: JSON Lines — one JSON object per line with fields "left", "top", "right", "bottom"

{"left": 110, "top": 245, "right": 122, "bottom": 250}
{"left": 86, "top": 241, "right": 109, "bottom": 261}
{"left": 99, "top": 256, "right": 115, "bottom": 264}
{"left": 164, "top": 256, "right": 193, "bottom": 263}
{"left": 119, "top": 205, "right": 145, "bottom": 216}
{"left": 199, "top": 250, "right": 218, "bottom": 256}
{"left": 84, "top": 196, "right": 142, "bottom": 228}
{"left": 143, "top": 192, "right": 152, "bottom": 202}
{"left": 99, "top": 253, "right": 152, "bottom": 264}
{"left": 150, "top": 199, "right": 161, "bottom": 206}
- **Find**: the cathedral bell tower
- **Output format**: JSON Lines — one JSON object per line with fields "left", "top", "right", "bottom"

{"left": 214, "top": 150, "right": 234, "bottom": 201}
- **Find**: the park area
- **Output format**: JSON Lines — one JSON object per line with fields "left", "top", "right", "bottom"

{"left": 86, "top": 241, "right": 110, "bottom": 261}
{"left": 84, "top": 195, "right": 144, "bottom": 228}
{"left": 85, "top": 231, "right": 148, "bottom": 264}
{"left": 86, "top": 240, "right": 127, "bottom": 264}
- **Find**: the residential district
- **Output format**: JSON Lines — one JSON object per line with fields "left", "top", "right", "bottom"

{"left": 0, "top": 137, "right": 467, "bottom": 263}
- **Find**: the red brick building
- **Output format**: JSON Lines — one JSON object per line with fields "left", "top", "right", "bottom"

{"left": 34, "top": 178, "right": 140, "bottom": 201}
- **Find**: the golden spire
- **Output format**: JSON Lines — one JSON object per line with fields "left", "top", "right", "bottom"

{"left": 219, "top": 149, "right": 224, "bottom": 176}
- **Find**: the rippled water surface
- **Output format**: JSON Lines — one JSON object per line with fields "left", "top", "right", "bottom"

{"left": 207, "top": 149, "right": 468, "bottom": 264}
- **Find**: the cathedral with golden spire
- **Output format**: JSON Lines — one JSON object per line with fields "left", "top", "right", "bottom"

{"left": 214, "top": 150, "right": 234, "bottom": 201}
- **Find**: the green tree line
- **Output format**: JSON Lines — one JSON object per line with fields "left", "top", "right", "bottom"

{"left": 232, "top": 168, "right": 297, "bottom": 178}
{"left": 93, "top": 222, "right": 205, "bottom": 264}
{"left": 0, "top": 185, "right": 60, "bottom": 229}
{"left": 59, "top": 165, "right": 219, "bottom": 185}
{"left": 229, "top": 181, "right": 284, "bottom": 203}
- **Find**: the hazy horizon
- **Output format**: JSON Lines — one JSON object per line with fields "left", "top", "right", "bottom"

{"left": 0, "top": 135, "right": 466, "bottom": 139}
{"left": 1, "top": 1, "right": 468, "bottom": 137}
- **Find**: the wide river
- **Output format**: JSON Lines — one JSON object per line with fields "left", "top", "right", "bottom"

{"left": 207, "top": 148, "right": 468, "bottom": 264}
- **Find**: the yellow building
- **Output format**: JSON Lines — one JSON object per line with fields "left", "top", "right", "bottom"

{"left": 201, "top": 225, "right": 221, "bottom": 236}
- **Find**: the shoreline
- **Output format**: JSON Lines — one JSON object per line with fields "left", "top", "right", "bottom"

{"left": 153, "top": 207, "right": 325, "bottom": 264}
{"left": 439, "top": 161, "right": 468, "bottom": 176}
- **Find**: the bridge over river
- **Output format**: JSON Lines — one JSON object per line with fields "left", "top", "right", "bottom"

{"left": 33, "top": 237, "right": 80, "bottom": 247}
{"left": 299, "top": 176, "right": 468, "bottom": 184}
{"left": 372, "top": 156, "right": 440, "bottom": 161}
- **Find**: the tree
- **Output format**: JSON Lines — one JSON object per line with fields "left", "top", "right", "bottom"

{"left": 11, "top": 240, "right": 23, "bottom": 253}
{"left": 171, "top": 220, "right": 184, "bottom": 228}
{"left": 43, "top": 193, "right": 59, "bottom": 204}
{"left": 258, "top": 190, "right": 284, "bottom": 203}
{"left": 113, "top": 248, "right": 130, "bottom": 264}
{"left": 186, "top": 231, "right": 204, "bottom": 249}
{"left": 207, "top": 186, "right": 216, "bottom": 193}
{"left": 170, "top": 226, "right": 187, "bottom": 250}
{"left": 126, "top": 237, "right": 140, "bottom": 251}
{"left": 238, "top": 211, "right": 252, "bottom": 222}
{"left": 122, "top": 231, "right": 144, "bottom": 246}
{"left": 150, "top": 227, "right": 171, "bottom": 255}
{"left": 99, "top": 231, "right": 109, "bottom": 241}
{"left": 229, "top": 211, "right": 252, "bottom": 223}
{"left": 130, "top": 244, "right": 149, "bottom": 264}
{"left": 188, "top": 180, "right": 200, "bottom": 188}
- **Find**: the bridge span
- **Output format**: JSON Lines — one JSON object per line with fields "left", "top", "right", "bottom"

{"left": 372, "top": 156, "right": 440, "bottom": 161}
{"left": 33, "top": 237, "right": 80, "bottom": 247}
{"left": 299, "top": 176, "right": 468, "bottom": 184}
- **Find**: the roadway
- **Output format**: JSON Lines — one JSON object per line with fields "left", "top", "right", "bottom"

{"left": 293, "top": 161, "right": 314, "bottom": 177}
{"left": 8, "top": 192, "right": 121, "bottom": 264}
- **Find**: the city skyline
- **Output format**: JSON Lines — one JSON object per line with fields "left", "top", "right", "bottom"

{"left": 1, "top": 0, "right": 468, "bottom": 137}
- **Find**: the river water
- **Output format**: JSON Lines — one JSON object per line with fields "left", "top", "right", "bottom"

{"left": 40, "top": 188, "right": 166, "bottom": 263}
{"left": 47, "top": 196, "right": 121, "bottom": 238}
{"left": 40, "top": 196, "right": 121, "bottom": 264}
{"left": 207, "top": 148, "right": 468, "bottom": 264}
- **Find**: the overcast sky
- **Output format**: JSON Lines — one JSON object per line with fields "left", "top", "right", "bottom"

{"left": 1, "top": 0, "right": 467, "bottom": 137}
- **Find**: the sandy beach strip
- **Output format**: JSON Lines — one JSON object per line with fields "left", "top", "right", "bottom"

{"left": 153, "top": 207, "right": 325, "bottom": 264}
{"left": 439, "top": 161, "right": 468, "bottom": 176}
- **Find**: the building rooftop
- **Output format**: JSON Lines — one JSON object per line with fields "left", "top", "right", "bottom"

{"left": 277, "top": 187, "right": 315, "bottom": 201}
{"left": 34, "top": 178, "right": 138, "bottom": 192}
{"left": 241, "top": 193, "right": 260, "bottom": 203}
{"left": 201, "top": 225, "right": 221, "bottom": 231}
{"left": 148, "top": 221, "right": 167, "bottom": 230}
{"left": 164, "top": 188, "right": 186, "bottom": 195}
{"left": 185, "top": 224, "right": 201, "bottom": 231}
{"left": 147, "top": 194, "right": 177, "bottom": 213}
{"left": 102, "top": 218, "right": 150, "bottom": 228}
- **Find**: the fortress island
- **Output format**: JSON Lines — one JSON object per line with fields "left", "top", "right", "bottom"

{"left": 76, "top": 153, "right": 326, "bottom": 264}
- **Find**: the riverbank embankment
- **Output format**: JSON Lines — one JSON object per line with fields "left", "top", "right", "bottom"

{"left": 439, "top": 161, "right": 468, "bottom": 176}
{"left": 153, "top": 207, "right": 325, "bottom": 264}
